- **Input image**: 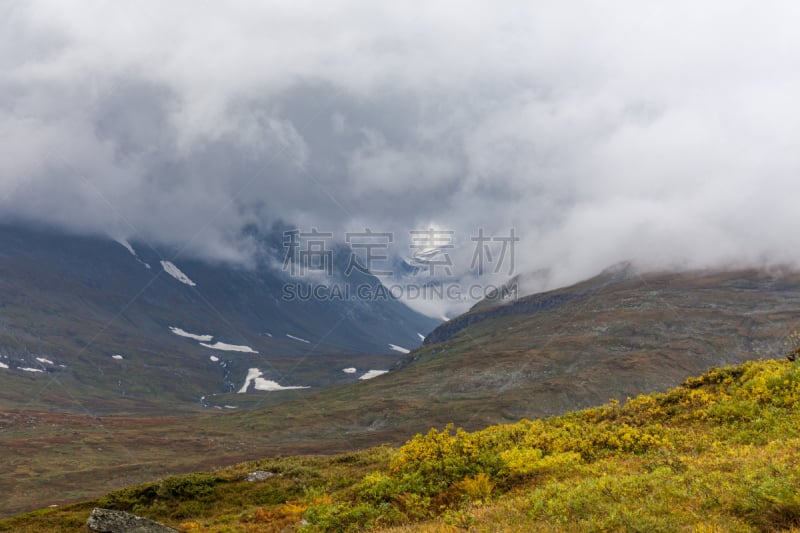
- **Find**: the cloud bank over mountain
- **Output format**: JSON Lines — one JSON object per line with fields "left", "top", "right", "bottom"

{"left": 2, "top": 1, "right": 800, "bottom": 288}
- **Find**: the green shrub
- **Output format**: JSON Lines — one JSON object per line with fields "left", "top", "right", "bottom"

{"left": 156, "top": 473, "right": 224, "bottom": 502}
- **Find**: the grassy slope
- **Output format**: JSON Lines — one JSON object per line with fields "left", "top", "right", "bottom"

{"left": 6, "top": 358, "right": 800, "bottom": 532}
{"left": 4, "top": 268, "right": 800, "bottom": 519}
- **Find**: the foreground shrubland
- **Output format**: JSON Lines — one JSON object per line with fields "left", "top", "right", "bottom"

{"left": 5, "top": 358, "right": 800, "bottom": 532}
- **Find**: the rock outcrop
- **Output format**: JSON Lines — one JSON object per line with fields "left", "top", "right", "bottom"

{"left": 246, "top": 470, "right": 276, "bottom": 482}
{"left": 86, "top": 508, "right": 178, "bottom": 533}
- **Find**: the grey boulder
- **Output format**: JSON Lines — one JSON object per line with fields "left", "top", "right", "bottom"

{"left": 86, "top": 508, "right": 178, "bottom": 533}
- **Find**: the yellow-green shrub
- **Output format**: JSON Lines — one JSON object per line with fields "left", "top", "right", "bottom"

{"left": 454, "top": 473, "right": 494, "bottom": 501}
{"left": 390, "top": 424, "right": 504, "bottom": 493}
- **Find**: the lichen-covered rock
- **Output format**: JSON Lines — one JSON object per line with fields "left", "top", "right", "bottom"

{"left": 787, "top": 347, "right": 800, "bottom": 361}
{"left": 86, "top": 508, "right": 178, "bottom": 533}
{"left": 246, "top": 470, "right": 275, "bottom": 482}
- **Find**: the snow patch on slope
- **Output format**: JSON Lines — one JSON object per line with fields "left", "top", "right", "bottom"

{"left": 417, "top": 333, "right": 426, "bottom": 341}
{"left": 169, "top": 327, "right": 213, "bottom": 342}
{"left": 112, "top": 355, "right": 124, "bottom": 360}
{"left": 116, "top": 238, "right": 137, "bottom": 257}
{"left": 115, "top": 238, "right": 151, "bottom": 268}
{"left": 237, "top": 368, "right": 309, "bottom": 393}
{"left": 0, "top": 362, "right": 8, "bottom": 369}
{"left": 388, "top": 344, "right": 410, "bottom": 354}
{"left": 35, "top": 357, "right": 54, "bottom": 365}
{"left": 359, "top": 370, "right": 389, "bottom": 380}
{"left": 200, "top": 341, "right": 258, "bottom": 353}
{"left": 20, "top": 367, "right": 44, "bottom": 373}
{"left": 160, "top": 260, "right": 196, "bottom": 286}
{"left": 171, "top": 326, "right": 257, "bottom": 354}
{"left": 286, "top": 334, "right": 311, "bottom": 344}
{"left": 342, "top": 367, "right": 357, "bottom": 374}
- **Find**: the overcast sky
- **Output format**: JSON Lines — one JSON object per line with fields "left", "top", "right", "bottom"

{"left": 2, "top": 1, "right": 800, "bottom": 294}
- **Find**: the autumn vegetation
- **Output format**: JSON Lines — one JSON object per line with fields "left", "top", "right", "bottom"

{"left": 5, "top": 356, "right": 800, "bottom": 531}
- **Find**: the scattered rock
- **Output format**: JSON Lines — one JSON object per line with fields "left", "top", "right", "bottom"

{"left": 246, "top": 470, "right": 275, "bottom": 482}
{"left": 787, "top": 347, "right": 800, "bottom": 362}
{"left": 87, "top": 508, "right": 178, "bottom": 533}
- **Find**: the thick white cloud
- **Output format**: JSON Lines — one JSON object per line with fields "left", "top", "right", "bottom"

{"left": 2, "top": 0, "right": 799, "bottom": 290}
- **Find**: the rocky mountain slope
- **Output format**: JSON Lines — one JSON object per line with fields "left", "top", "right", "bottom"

{"left": 0, "top": 223, "right": 438, "bottom": 413}
{"left": 360, "top": 265, "right": 800, "bottom": 421}
{"left": 2, "top": 265, "right": 799, "bottom": 517}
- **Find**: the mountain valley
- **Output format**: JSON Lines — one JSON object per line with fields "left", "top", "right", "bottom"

{"left": 2, "top": 248, "right": 799, "bottom": 517}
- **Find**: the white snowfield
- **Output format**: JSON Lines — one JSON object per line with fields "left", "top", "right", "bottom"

{"left": 417, "top": 333, "right": 426, "bottom": 341}
{"left": 169, "top": 327, "right": 213, "bottom": 342}
{"left": 286, "top": 334, "right": 311, "bottom": 344}
{"left": 210, "top": 355, "right": 219, "bottom": 362}
{"left": 237, "top": 368, "right": 309, "bottom": 393}
{"left": 171, "top": 326, "right": 257, "bottom": 353}
{"left": 115, "top": 238, "right": 137, "bottom": 257}
{"left": 342, "top": 367, "right": 357, "bottom": 374}
{"left": 200, "top": 341, "right": 258, "bottom": 353}
{"left": 388, "top": 344, "right": 410, "bottom": 354}
{"left": 0, "top": 362, "right": 8, "bottom": 369}
{"left": 160, "top": 260, "right": 196, "bottom": 286}
{"left": 116, "top": 238, "right": 151, "bottom": 268}
{"left": 112, "top": 355, "right": 124, "bottom": 360}
{"left": 35, "top": 357, "right": 54, "bottom": 365}
{"left": 359, "top": 370, "right": 389, "bottom": 380}
{"left": 20, "top": 367, "right": 44, "bottom": 373}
